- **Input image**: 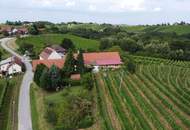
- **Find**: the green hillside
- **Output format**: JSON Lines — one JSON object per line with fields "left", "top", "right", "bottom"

{"left": 155, "top": 25, "right": 190, "bottom": 35}
{"left": 121, "top": 25, "right": 147, "bottom": 32}
{"left": 16, "top": 34, "right": 100, "bottom": 55}
{"left": 120, "top": 25, "right": 190, "bottom": 35}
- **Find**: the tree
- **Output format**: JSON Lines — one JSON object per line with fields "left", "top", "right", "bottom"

{"left": 40, "top": 68, "right": 50, "bottom": 89}
{"left": 99, "top": 38, "right": 113, "bottom": 50}
{"left": 126, "top": 59, "right": 136, "bottom": 74}
{"left": 48, "top": 65, "right": 62, "bottom": 90}
{"left": 61, "top": 38, "right": 75, "bottom": 50}
{"left": 28, "top": 24, "right": 39, "bottom": 35}
{"left": 81, "top": 73, "right": 93, "bottom": 90}
{"left": 120, "top": 38, "right": 139, "bottom": 53}
{"left": 77, "top": 50, "right": 85, "bottom": 74}
{"left": 62, "top": 50, "right": 76, "bottom": 76}
{"left": 34, "top": 64, "right": 47, "bottom": 86}
{"left": 19, "top": 43, "right": 34, "bottom": 55}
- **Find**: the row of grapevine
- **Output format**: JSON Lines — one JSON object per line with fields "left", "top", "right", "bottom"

{"left": 95, "top": 59, "right": 190, "bottom": 130}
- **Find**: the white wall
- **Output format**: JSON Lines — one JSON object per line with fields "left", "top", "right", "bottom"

{"left": 0, "top": 64, "right": 10, "bottom": 71}
{"left": 39, "top": 56, "right": 44, "bottom": 60}
{"left": 8, "top": 64, "right": 22, "bottom": 75}
{"left": 48, "top": 51, "right": 62, "bottom": 59}
{"left": 93, "top": 66, "right": 99, "bottom": 73}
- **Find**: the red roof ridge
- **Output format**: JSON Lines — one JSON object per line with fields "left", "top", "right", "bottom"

{"left": 83, "top": 51, "right": 122, "bottom": 66}
{"left": 32, "top": 59, "right": 65, "bottom": 71}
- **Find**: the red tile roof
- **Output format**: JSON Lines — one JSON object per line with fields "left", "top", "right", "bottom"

{"left": 39, "top": 46, "right": 66, "bottom": 59}
{"left": 83, "top": 52, "right": 122, "bottom": 66}
{"left": 32, "top": 59, "right": 65, "bottom": 71}
{"left": 70, "top": 74, "right": 81, "bottom": 80}
{"left": 39, "top": 47, "right": 54, "bottom": 59}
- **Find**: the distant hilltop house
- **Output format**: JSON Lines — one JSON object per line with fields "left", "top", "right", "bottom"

{"left": 0, "top": 56, "right": 23, "bottom": 76}
{"left": 1, "top": 26, "right": 12, "bottom": 35}
{"left": 83, "top": 52, "right": 122, "bottom": 72}
{"left": 39, "top": 46, "right": 66, "bottom": 60}
{"left": 0, "top": 26, "right": 28, "bottom": 35}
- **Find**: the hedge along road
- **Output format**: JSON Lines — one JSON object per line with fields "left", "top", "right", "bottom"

{"left": 0, "top": 37, "right": 33, "bottom": 130}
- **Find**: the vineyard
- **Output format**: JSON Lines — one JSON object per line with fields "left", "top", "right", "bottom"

{"left": 94, "top": 58, "right": 190, "bottom": 130}
{"left": 0, "top": 75, "right": 23, "bottom": 130}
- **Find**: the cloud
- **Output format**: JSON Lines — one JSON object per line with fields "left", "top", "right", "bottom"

{"left": 153, "top": 7, "right": 162, "bottom": 12}
{"left": 0, "top": 0, "right": 190, "bottom": 24}
{"left": 65, "top": 1, "right": 76, "bottom": 7}
{"left": 89, "top": 5, "right": 97, "bottom": 11}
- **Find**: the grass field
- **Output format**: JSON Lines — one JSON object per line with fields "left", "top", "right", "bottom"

{"left": 0, "top": 47, "right": 11, "bottom": 60}
{"left": 0, "top": 75, "right": 23, "bottom": 130}
{"left": 94, "top": 57, "right": 190, "bottom": 130}
{"left": 16, "top": 34, "right": 100, "bottom": 56}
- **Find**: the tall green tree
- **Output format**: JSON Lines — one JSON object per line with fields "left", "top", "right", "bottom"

{"left": 77, "top": 50, "right": 85, "bottom": 74}
{"left": 40, "top": 68, "right": 50, "bottom": 89}
{"left": 62, "top": 50, "right": 76, "bottom": 76}
{"left": 99, "top": 38, "right": 113, "bottom": 50}
{"left": 28, "top": 24, "right": 39, "bottom": 35}
{"left": 61, "top": 38, "right": 75, "bottom": 50}
{"left": 48, "top": 65, "right": 62, "bottom": 90}
{"left": 34, "top": 64, "right": 47, "bottom": 86}
{"left": 125, "top": 58, "right": 136, "bottom": 74}
{"left": 81, "top": 73, "right": 93, "bottom": 90}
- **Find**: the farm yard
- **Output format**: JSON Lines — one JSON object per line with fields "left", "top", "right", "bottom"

{"left": 94, "top": 58, "right": 190, "bottom": 130}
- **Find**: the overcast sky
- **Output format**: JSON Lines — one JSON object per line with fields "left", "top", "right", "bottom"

{"left": 0, "top": 0, "right": 190, "bottom": 25}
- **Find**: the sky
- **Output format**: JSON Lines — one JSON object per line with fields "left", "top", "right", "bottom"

{"left": 0, "top": 0, "right": 190, "bottom": 25}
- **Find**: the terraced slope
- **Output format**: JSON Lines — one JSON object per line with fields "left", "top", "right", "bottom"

{"left": 95, "top": 60, "right": 190, "bottom": 130}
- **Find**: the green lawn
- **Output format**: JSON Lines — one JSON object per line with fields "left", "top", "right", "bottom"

{"left": 0, "top": 47, "right": 11, "bottom": 60}
{"left": 16, "top": 34, "right": 100, "bottom": 56}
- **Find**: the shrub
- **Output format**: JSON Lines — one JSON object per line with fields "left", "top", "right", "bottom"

{"left": 81, "top": 73, "right": 93, "bottom": 90}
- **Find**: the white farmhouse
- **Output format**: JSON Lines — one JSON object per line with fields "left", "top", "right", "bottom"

{"left": 0, "top": 56, "right": 23, "bottom": 75}
{"left": 39, "top": 46, "right": 66, "bottom": 60}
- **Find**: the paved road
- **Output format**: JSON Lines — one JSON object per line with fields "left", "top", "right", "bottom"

{"left": 0, "top": 38, "right": 33, "bottom": 130}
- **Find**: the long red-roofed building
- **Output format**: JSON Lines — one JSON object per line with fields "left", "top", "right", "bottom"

{"left": 83, "top": 52, "right": 122, "bottom": 72}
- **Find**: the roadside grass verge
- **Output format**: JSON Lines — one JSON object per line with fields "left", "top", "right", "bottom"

{"left": 30, "top": 83, "right": 40, "bottom": 130}
{"left": 0, "top": 47, "right": 11, "bottom": 60}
